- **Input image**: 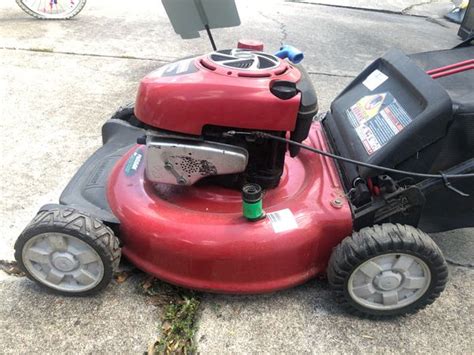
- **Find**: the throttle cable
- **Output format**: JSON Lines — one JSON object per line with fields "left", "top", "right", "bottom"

{"left": 223, "top": 130, "right": 474, "bottom": 181}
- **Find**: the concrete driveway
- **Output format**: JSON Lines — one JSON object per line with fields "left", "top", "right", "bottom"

{"left": 0, "top": 0, "right": 472, "bottom": 353}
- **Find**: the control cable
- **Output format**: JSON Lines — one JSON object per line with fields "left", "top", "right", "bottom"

{"left": 223, "top": 130, "right": 474, "bottom": 180}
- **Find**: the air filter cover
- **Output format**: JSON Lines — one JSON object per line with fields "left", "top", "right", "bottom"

{"left": 200, "top": 49, "right": 292, "bottom": 78}
{"left": 209, "top": 49, "right": 279, "bottom": 70}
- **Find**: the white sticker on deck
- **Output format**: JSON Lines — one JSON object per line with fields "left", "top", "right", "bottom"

{"left": 363, "top": 70, "right": 388, "bottom": 91}
{"left": 267, "top": 209, "right": 298, "bottom": 233}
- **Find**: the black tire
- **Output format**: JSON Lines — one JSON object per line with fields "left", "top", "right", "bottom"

{"left": 327, "top": 224, "right": 448, "bottom": 317}
{"left": 14, "top": 205, "right": 121, "bottom": 296}
{"left": 16, "top": 0, "right": 87, "bottom": 19}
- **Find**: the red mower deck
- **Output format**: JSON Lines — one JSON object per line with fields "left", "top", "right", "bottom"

{"left": 107, "top": 123, "right": 352, "bottom": 293}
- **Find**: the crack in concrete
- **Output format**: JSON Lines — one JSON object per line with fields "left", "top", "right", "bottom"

{"left": 401, "top": 0, "right": 438, "bottom": 14}
{"left": 425, "top": 15, "right": 451, "bottom": 27}
{"left": 446, "top": 259, "right": 474, "bottom": 268}
{"left": 0, "top": 46, "right": 172, "bottom": 63}
{"left": 307, "top": 70, "right": 355, "bottom": 78}
{"left": 257, "top": 11, "right": 288, "bottom": 45}
{"left": 0, "top": 47, "right": 356, "bottom": 84}
{"left": 289, "top": 1, "right": 454, "bottom": 29}
{"left": 285, "top": 0, "right": 433, "bottom": 18}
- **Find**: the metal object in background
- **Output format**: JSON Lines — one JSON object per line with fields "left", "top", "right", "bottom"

{"left": 161, "top": 0, "right": 240, "bottom": 49}
{"left": 459, "top": 0, "right": 474, "bottom": 39}
{"left": 445, "top": 0, "right": 469, "bottom": 24}
{"left": 16, "top": 0, "right": 87, "bottom": 19}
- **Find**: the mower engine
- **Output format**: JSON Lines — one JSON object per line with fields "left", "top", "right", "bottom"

{"left": 134, "top": 48, "right": 318, "bottom": 189}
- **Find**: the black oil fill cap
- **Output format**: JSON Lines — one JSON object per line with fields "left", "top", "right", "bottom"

{"left": 270, "top": 80, "right": 298, "bottom": 100}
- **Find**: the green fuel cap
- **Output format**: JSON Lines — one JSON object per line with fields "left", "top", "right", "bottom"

{"left": 242, "top": 183, "right": 264, "bottom": 221}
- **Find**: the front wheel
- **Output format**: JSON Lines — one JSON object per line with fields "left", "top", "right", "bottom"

{"left": 16, "top": 0, "right": 87, "bottom": 20}
{"left": 327, "top": 224, "right": 448, "bottom": 317}
{"left": 14, "top": 206, "right": 120, "bottom": 296}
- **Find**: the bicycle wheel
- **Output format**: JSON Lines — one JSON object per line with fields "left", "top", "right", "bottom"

{"left": 16, "top": 0, "right": 87, "bottom": 20}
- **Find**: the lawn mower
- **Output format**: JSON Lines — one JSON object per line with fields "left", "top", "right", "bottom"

{"left": 14, "top": 22, "right": 474, "bottom": 316}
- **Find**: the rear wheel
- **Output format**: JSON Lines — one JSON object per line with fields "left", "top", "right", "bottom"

{"left": 14, "top": 206, "right": 120, "bottom": 296}
{"left": 327, "top": 224, "right": 448, "bottom": 317}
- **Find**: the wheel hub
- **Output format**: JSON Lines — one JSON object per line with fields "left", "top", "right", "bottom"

{"left": 52, "top": 252, "right": 78, "bottom": 272}
{"left": 21, "top": 232, "right": 105, "bottom": 292}
{"left": 348, "top": 253, "right": 431, "bottom": 310}
{"left": 374, "top": 271, "right": 402, "bottom": 291}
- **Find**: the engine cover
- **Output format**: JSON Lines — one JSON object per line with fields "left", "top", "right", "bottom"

{"left": 145, "top": 137, "right": 248, "bottom": 186}
{"left": 134, "top": 48, "right": 318, "bottom": 189}
{"left": 134, "top": 49, "right": 303, "bottom": 135}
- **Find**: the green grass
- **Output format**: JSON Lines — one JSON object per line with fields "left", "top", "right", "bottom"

{"left": 142, "top": 278, "right": 201, "bottom": 354}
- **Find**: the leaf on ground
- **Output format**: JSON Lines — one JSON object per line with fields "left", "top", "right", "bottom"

{"left": 162, "top": 321, "right": 172, "bottom": 332}
{"left": 146, "top": 341, "right": 157, "bottom": 355}
{"left": 0, "top": 260, "right": 25, "bottom": 276}
{"left": 141, "top": 276, "right": 155, "bottom": 292}
{"left": 113, "top": 271, "right": 131, "bottom": 284}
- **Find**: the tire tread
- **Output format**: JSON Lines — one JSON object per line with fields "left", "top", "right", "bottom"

{"left": 14, "top": 205, "right": 120, "bottom": 295}
{"left": 327, "top": 223, "right": 448, "bottom": 318}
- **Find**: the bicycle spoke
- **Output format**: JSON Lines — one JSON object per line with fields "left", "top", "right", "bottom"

{"left": 18, "top": 0, "right": 85, "bottom": 18}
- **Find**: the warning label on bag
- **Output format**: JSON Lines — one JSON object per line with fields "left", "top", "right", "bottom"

{"left": 346, "top": 93, "right": 412, "bottom": 155}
